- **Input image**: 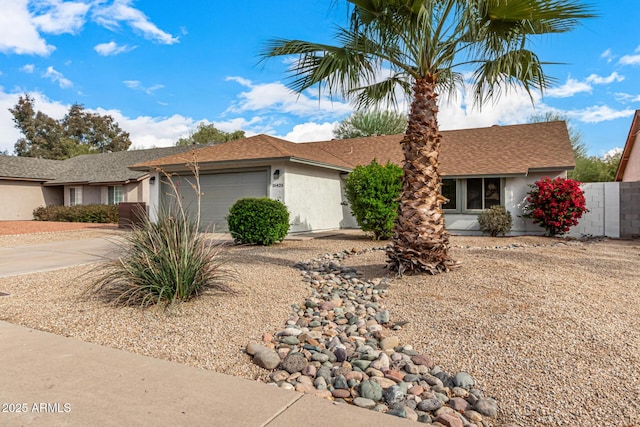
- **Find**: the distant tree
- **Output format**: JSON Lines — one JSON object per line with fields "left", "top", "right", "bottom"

{"left": 334, "top": 110, "right": 408, "bottom": 139}
{"left": 176, "top": 123, "right": 245, "bottom": 146}
{"left": 529, "top": 112, "right": 619, "bottom": 182}
{"left": 10, "top": 94, "right": 131, "bottom": 160}
{"left": 62, "top": 103, "right": 131, "bottom": 153}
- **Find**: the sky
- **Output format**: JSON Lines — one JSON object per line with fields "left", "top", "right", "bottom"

{"left": 0, "top": 0, "right": 638, "bottom": 157}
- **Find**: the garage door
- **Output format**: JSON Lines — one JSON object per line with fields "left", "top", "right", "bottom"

{"left": 162, "top": 170, "right": 269, "bottom": 231}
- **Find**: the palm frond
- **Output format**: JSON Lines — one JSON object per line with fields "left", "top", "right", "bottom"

{"left": 470, "top": 48, "right": 557, "bottom": 107}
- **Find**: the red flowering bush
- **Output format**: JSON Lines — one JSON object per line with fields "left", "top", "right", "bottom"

{"left": 522, "top": 177, "right": 587, "bottom": 236}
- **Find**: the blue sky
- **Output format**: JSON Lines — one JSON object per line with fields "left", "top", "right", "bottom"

{"left": 0, "top": 0, "right": 638, "bottom": 156}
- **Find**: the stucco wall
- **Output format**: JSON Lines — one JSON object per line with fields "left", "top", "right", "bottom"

{"left": 622, "top": 132, "right": 640, "bottom": 182}
{"left": 283, "top": 164, "right": 346, "bottom": 233}
{"left": 0, "top": 180, "right": 63, "bottom": 220}
{"left": 445, "top": 172, "right": 567, "bottom": 235}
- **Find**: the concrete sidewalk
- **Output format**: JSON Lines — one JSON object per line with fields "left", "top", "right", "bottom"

{"left": 0, "top": 238, "right": 121, "bottom": 278}
{"left": 0, "top": 321, "right": 411, "bottom": 426}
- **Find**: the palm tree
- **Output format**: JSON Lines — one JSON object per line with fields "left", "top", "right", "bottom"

{"left": 262, "top": 0, "right": 594, "bottom": 275}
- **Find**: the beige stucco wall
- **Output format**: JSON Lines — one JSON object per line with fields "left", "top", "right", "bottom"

{"left": 64, "top": 181, "right": 148, "bottom": 206}
{"left": 283, "top": 163, "right": 346, "bottom": 233}
{"left": 0, "top": 180, "right": 63, "bottom": 220}
{"left": 622, "top": 132, "right": 640, "bottom": 182}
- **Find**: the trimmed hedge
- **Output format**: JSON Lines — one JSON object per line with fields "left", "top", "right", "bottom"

{"left": 227, "top": 198, "right": 290, "bottom": 245}
{"left": 33, "top": 204, "right": 118, "bottom": 223}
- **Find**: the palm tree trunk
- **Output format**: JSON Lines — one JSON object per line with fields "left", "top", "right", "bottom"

{"left": 387, "top": 76, "right": 458, "bottom": 275}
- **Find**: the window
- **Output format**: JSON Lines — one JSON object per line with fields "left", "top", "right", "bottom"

{"left": 441, "top": 179, "right": 457, "bottom": 210}
{"left": 69, "top": 187, "right": 82, "bottom": 206}
{"left": 466, "top": 178, "right": 502, "bottom": 210}
{"left": 108, "top": 185, "right": 123, "bottom": 205}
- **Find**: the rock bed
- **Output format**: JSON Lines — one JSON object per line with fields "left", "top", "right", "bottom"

{"left": 247, "top": 248, "right": 499, "bottom": 426}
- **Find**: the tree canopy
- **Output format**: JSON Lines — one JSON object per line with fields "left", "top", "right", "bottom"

{"left": 10, "top": 94, "right": 131, "bottom": 160}
{"left": 176, "top": 123, "right": 245, "bottom": 146}
{"left": 263, "top": 0, "right": 594, "bottom": 275}
{"left": 334, "top": 110, "right": 408, "bottom": 139}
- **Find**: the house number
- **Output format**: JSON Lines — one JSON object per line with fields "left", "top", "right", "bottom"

{"left": 272, "top": 183, "right": 284, "bottom": 188}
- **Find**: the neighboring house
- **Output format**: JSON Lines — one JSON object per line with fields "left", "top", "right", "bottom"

{"left": 0, "top": 156, "right": 65, "bottom": 220}
{"left": 615, "top": 110, "right": 640, "bottom": 182}
{"left": 0, "top": 146, "right": 196, "bottom": 221}
{"left": 133, "top": 121, "right": 575, "bottom": 235}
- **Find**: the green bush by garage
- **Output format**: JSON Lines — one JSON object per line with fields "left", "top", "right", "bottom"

{"left": 227, "top": 198, "right": 290, "bottom": 245}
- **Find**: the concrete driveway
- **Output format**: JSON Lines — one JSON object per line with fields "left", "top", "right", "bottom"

{"left": 0, "top": 238, "right": 121, "bottom": 278}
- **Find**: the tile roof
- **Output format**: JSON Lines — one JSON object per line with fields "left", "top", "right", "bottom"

{"left": 133, "top": 134, "right": 354, "bottom": 170}
{"left": 45, "top": 145, "right": 198, "bottom": 185}
{"left": 136, "top": 121, "right": 575, "bottom": 176}
{"left": 0, "top": 155, "right": 65, "bottom": 180}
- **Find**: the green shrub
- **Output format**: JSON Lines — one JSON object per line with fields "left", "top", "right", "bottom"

{"left": 344, "top": 159, "right": 403, "bottom": 240}
{"left": 91, "top": 203, "right": 234, "bottom": 307}
{"left": 33, "top": 204, "right": 118, "bottom": 223}
{"left": 478, "top": 205, "right": 513, "bottom": 237}
{"left": 227, "top": 198, "right": 290, "bottom": 245}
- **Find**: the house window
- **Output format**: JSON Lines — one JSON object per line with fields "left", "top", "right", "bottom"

{"left": 108, "top": 185, "right": 123, "bottom": 205}
{"left": 441, "top": 179, "right": 457, "bottom": 210}
{"left": 69, "top": 187, "right": 82, "bottom": 206}
{"left": 466, "top": 178, "right": 502, "bottom": 210}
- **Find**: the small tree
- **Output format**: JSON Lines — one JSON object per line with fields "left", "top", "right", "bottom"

{"left": 344, "top": 160, "right": 402, "bottom": 240}
{"left": 334, "top": 110, "right": 407, "bottom": 139}
{"left": 522, "top": 177, "right": 587, "bottom": 237}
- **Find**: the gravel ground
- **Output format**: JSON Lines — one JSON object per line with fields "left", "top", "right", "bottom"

{"left": 0, "top": 231, "right": 638, "bottom": 426}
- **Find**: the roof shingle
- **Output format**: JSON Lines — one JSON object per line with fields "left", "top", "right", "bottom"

{"left": 136, "top": 121, "right": 574, "bottom": 176}
{"left": 0, "top": 156, "right": 65, "bottom": 180}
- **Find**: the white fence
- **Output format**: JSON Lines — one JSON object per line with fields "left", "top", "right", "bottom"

{"left": 568, "top": 182, "right": 640, "bottom": 239}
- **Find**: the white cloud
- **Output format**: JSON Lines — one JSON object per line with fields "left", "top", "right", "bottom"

{"left": 281, "top": 122, "right": 339, "bottom": 142}
{"left": 21, "top": 64, "right": 35, "bottom": 73}
{"left": 122, "top": 80, "right": 164, "bottom": 95}
{"left": 92, "top": 0, "right": 178, "bottom": 45}
{"left": 43, "top": 66, "right": 72, "bottom": 88}
{"left": 31, "top": 0, "right": 90, "bottom": 35}
{"left": 0, "top": 0, "right": 55, "bottom": 55}
{"left": 619, "top": 54, "right": 640, "bottom": 66}
{"left": 225, "top": 77, "right": 352, "bottom": 119}
{"left": 566, "top": 106, "right": 635, "bottom": 123}
{"left": 436, "top": 83, "right": 543, "bottom": 130}
{"left": 545, "top": 77, "right": 592, "bottom": 98}
{"left": 600, "top": 48, "right": 613, "bottom": 63}
{"left": 94, "top": 41, "right": 135, "bottom": 56}
{"left": 614, "top": 92, "right": 640, "bottom": 103}
{"left": 585, "top": 72, "right": 624, "bottom": 85}
{"left": 619, "top": 45, "right": 640, "bottom": 66}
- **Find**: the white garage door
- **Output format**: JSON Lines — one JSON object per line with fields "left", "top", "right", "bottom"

{"left": 162, "top": 170, "right": 269, "bottom": 231}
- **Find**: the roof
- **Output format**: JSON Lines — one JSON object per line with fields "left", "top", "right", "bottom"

{"left": 133, "top": 134, "right": 354, "bottom": 171}
{"left": 0, "top": 155, "right": 65, "bottom": 181}
{"left": 136, "top": 121, "right": 575, "bottom": 176}
{"left": 45, "top": 145, "right": 197, "bottom": 185}
{"left": 615, "top": 110, "right": 640, "bottom": 182}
